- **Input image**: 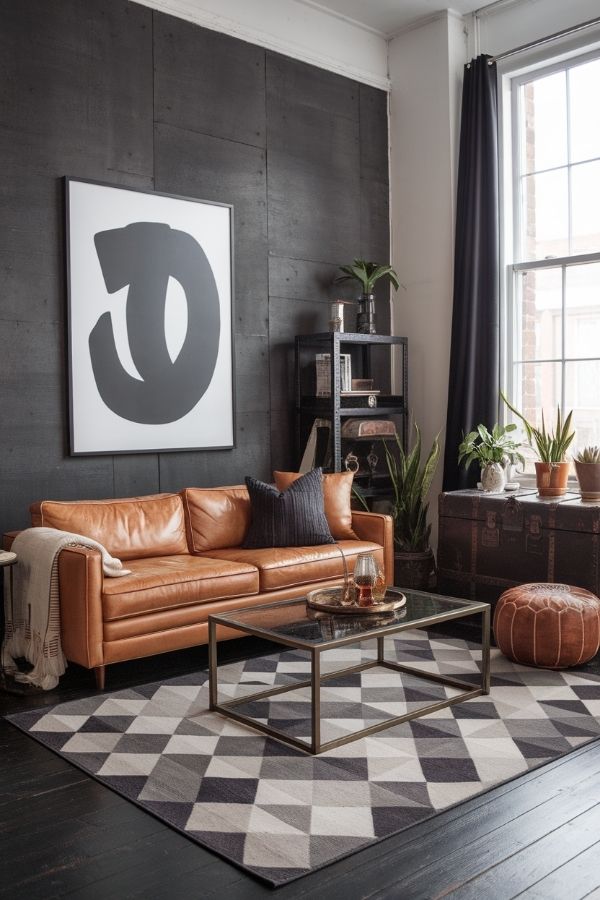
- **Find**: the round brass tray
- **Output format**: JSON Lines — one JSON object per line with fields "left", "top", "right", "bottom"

{"left": 306, "top": 586, "right": 406, "bottom": 615}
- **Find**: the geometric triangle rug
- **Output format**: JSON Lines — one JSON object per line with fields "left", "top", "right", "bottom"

{"left": 7, "top": 630, "right": 600, "bottom": 887}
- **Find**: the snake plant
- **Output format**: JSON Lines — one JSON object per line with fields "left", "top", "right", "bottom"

{"left": 383, "top": 424, "right": 440, "bottom": 553}
{"left": 500, "top": 391, "right": 575, "bottom": 463}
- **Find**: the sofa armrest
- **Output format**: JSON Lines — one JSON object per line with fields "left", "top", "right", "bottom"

{"left": 351, "top": 511, "right": 394, "bottom": 584}
{"left": 58, "top": 547, "right": 104, "bottom": 669}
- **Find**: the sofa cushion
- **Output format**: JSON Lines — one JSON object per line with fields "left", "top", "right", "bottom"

{"left": 243, "top": 468, "right": 334, "bottom": 549}
{"left": 102, "top": 554, "right": 259, "bottom": 620}
{"left": 274, "top": 470, "right": 357, "bottom": 540}
{"left": 182, "top": 486, "right": 250, "bottom": 552}
{"left": 204, "top": 540, "right": 383, "bottom": 592}
{"left": 31, "top": 494, "right": 188, "bottom": 561}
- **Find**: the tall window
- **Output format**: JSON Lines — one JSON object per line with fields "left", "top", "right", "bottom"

{"left": 505, "top": 52, "right": 600, "bottom": 454}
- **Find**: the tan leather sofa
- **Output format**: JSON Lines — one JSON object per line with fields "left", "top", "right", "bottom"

{"left": 4, "top": 486, "right": 393, "bottom": 688}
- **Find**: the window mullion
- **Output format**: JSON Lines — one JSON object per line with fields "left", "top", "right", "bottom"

{"left": 566, "top": 67, "right": 573, "bottom": 257}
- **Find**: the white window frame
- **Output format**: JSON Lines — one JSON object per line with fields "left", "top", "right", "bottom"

{"left": 498, "top": 34, "right": 600, "bottom": 481}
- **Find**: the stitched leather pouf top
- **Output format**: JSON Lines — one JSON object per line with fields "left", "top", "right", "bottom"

{"left": 494, "top": 583, "right": 600, "bottom": 669}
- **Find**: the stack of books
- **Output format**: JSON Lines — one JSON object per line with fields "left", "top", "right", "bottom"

{"left": 315, "top": 353, "right": 351, "bottom": 396}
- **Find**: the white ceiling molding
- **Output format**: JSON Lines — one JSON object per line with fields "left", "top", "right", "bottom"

{"left": 130, "top": 0, "right": 390, "bottom": 90}
{"left": 293, "top": 0, "right": 387, "bottom": 38}
{"left": 387, "top": 8, "right": 466, "bottom": 42}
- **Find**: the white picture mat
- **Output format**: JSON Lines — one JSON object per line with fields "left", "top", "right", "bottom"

{"left": 67, "top": 180, "right": 233, "bottom": 453}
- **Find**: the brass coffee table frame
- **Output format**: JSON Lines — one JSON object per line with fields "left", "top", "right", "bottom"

{"left": 208, "top": 595, "right": 491, "bottom": 755}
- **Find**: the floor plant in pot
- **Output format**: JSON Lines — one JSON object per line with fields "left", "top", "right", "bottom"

{"left": 458, "top": 423, "right": 525, "bottom": 493}
{"left": 574, "top": 446, "right": 600, "bottom": 501}
{"left": 334, "top": 259, "right": 400, "bottom": 334}
{"left": 383, "top": 424, "right": 440, "bottom": 590}
{"left": 501, "top": 392, "right": 575, "bottom": 497}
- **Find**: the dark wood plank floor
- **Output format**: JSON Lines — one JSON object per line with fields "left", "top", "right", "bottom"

{"left": 2, "top": 637, "right": 600, "bottom": 900}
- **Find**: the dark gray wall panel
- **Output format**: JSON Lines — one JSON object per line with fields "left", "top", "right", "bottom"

{"left": 0, "top": 0, "right": 389, "bottom": 539}
{"left": 113, "top": 455, "right": 160, "bottom": 498}
{"left": 158, "top": 412, "right": 271, "bottom": 491}
{"left": 234, "top": 335, "right": 270, "bottom": 413}
{"left": 154, "top": 12, "right": 266, "bottom": 149}
{"left": 270, "top": 409, "right": 296, "bottom": 473}
{"left": 154, "top": 122, "right": 269, "bottom": 339}
{"left": 266, "top": 54, "right": 361, "bottom": 263}
{"left": 0, "top": 0, "right": 153, "bottom": 180}
{"left": 359, "top": 84, "right": 389, "bottom": 183}
{"left": 268, "top": 257, "right": 351, "bottom": 303}
{"left": 267, "top": 53, "right": 359, "bottom": 122}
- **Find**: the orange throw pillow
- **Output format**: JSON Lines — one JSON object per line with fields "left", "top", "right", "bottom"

{"left": 273, "top": 470, "right": 357, "bottom": 540}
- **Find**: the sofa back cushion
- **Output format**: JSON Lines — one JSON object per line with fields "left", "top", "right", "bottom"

{"left": 30, "top": 493, "right": 188, "bottom": 561}
{"left": 273, "top": 470, "right": 357, "bottom": 540}
{"left": 182, "top": 486, "right": 251, "bottom": 553}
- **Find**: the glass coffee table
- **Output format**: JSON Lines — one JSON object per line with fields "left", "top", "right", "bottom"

{"left": 208, "top": 589, "right": 491, "bottom": 754}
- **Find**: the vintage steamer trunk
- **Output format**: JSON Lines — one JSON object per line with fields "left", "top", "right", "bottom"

{"left": 437, "top": 489, "right": 600, "bottom": 608}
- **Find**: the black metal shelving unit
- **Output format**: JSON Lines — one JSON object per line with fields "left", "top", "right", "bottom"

{"left": 294, "top": 332, "right": 408, "bottom": 500}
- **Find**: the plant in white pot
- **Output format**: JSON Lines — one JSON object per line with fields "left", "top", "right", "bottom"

{"left": 574, "top": 446, "right": 600, "bottom": 502}
{"left": 383, "top": 424, "right": 440, "bottom": 591}
{"left": 334, "top": 259, "right": 400, "bottom": 334}
{"left": 458, "top": 423, "right": 525, "bottom": 493}
{"left": 501, "top": 392, "right": 575, "bottom": 497}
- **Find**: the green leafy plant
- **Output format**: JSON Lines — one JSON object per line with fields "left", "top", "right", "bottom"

{"left": 335, "top": 259, "right": 400, "bottom": 295}
{"left": 383, "top": 424, "right": 441, "bottom": 553}
{"left": 576, "top": 446, "right": 600, "bottom": 464}
{"left": 458, "top": 423, "right": 525, "bottom": 472}
{"left": 500, "top": 391, "right": 575, "bottom": 464}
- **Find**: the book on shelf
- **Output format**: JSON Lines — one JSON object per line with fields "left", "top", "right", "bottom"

{"left": 315, "top": 353, "right": 351, "bottom": 396}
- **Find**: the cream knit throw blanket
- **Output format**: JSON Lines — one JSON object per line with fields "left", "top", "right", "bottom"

{"left": 2, "top": 527, "right": 131, "bottom": 690}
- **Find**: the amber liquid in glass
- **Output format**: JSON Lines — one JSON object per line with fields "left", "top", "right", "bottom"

{"left": 354, "top": 575, "right": 374, "bottom": 606}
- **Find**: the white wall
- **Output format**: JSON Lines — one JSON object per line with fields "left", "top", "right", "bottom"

{"left": 131, "top": 0, "right": 389, "bottom": 89}
{"left": 388, "top": 12, "right": 467, "bottom": 549}
{"left": 388, "top": 0, "right": 600, "bottom": 549}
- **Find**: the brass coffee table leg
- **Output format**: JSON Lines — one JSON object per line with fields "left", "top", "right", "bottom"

{"left": 311, "top": 648, "right": 321, "bottom": 754}
{"left": 208, "top": 618, "right": 218, "bottom": 710}
{"left": 481, "top": 606, "right": 491, "bottom": 694}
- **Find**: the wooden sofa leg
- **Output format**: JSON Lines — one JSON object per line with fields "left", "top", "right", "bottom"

{"left": 94, "top": 665, "right": 106, "bottom": 690}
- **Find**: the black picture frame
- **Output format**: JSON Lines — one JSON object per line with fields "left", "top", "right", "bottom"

{"left": 65, "top": 177, "right": 235, "bottom": 455}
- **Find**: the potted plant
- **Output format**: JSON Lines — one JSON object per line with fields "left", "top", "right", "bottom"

{"left": 501, "top": 392, "right": 575, "bottom": 497}
{"left": 458, "top": 423, "right": 525, "bottom": 493}
{"left": 334, "top": 259, "right": 400, "bottom": 334}
{"left": 382, "top": 424, "right": 441, "bottom": 590}
{"left": 574, "top": 446, "right": 600, "bottom": 502}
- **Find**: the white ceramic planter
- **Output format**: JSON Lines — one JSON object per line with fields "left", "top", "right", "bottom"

{"left": 480, "top": 462, "right": 506, "bottom": 493}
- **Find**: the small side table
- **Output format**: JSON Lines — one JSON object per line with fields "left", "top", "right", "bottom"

{"left": 1, "top": 550, "right": 18, "bottom": 686}
{"left": 0, "top": 550, "right": 17, "bottom": 595}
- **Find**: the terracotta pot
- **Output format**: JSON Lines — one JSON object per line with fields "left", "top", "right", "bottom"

{"left": 574, "top": 461, "right": 600, "bottom": 502}
{"left": 534, "top": 461, "right": 571, "bottom": 497}
{"left": 394, "top": 549, "right": 435, "bottom": 591}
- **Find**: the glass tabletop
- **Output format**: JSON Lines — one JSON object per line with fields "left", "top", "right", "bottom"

{"left": 210, "top": 589, "right": 488, "bottom": 648}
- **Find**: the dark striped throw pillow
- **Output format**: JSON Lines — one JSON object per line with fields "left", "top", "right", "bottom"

{"left": 242, "top": 467, "right": 335, "bottom": 549}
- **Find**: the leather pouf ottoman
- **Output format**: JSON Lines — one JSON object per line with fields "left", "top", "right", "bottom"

{"left": 494, "top": 583, "right": 600, "bottom": 669}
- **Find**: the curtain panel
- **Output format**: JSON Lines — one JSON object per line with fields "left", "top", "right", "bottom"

{"left": 442, "top": 55, "right": 500, "bottom": 491}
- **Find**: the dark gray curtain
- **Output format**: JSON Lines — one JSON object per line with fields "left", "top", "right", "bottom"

{"left": 442, "top": 55, "right": 500, "bottom": 491}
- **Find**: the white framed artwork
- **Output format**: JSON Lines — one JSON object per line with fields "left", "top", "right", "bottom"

{"left": 66, "top": 178, "right": 234, "bottom": 454}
